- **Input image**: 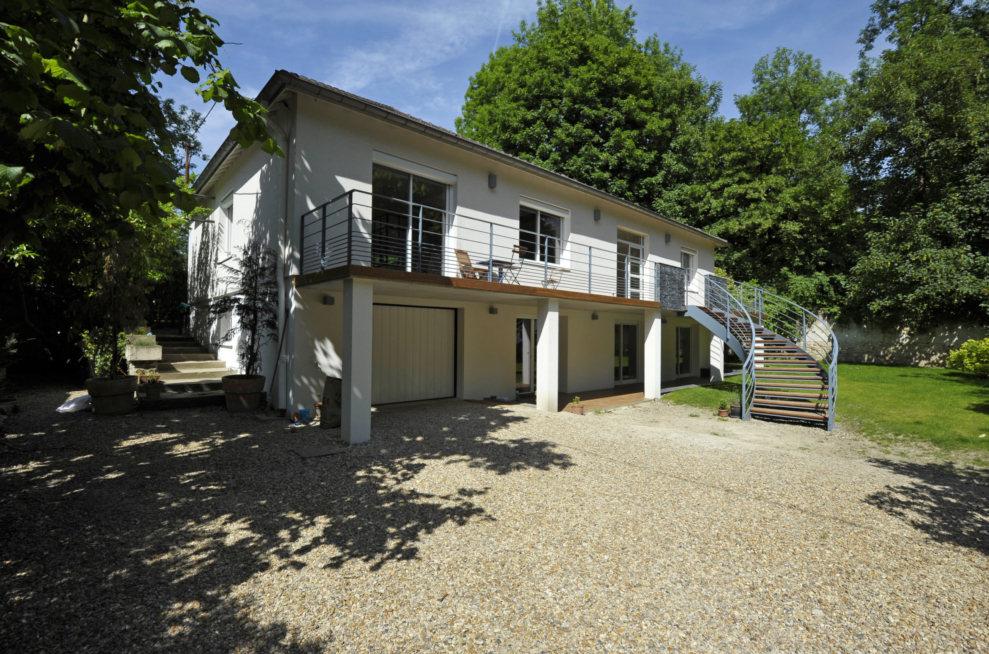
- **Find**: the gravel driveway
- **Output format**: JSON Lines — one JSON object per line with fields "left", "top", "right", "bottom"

{"left": 1, "top": 386, "right": 987, "bottom": 652}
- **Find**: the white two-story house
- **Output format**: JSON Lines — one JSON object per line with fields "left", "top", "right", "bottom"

{"left": 190, "top": 70, "right": 838, "bottom": 442}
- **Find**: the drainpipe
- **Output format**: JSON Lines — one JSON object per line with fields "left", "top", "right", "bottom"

{"left": 266, "top": 97, "right": 295, "bottom": 411}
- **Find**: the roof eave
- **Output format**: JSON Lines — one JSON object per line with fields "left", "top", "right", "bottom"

{"left": 194, "top": 70, "right": 728, "bottom": 247}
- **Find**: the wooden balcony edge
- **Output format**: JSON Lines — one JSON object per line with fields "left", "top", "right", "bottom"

{"left": 294, "top": 265, "right": 662, "bottom": 309}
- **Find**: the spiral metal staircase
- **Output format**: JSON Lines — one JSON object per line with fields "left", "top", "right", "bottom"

{"left": 663, "top": 269, "right": 838, "bottom": 430}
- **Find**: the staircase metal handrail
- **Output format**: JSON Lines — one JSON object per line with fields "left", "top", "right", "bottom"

{"left": 701, "top": 275, "right": 756, "bottom": 422}
{"left": 708, "top": 275, "right": 838, "bottom": 431}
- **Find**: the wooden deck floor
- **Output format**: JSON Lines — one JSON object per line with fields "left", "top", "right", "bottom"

{"left": 556, "top": 377, "right": 714, "bottom": 412}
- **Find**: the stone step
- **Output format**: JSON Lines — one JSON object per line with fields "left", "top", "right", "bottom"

{"left": 159, "top": 369, "right": 234, "bottom": 382}
{"left": 161, "top": 352, "right": 217, "bottom": 362}
{"left": 158, "top": 360, "right": 228, "bottom": 373}
{"left": 162, "top": 380, "right": 224, "bottom": 393}
{"left": 155, "top": 334, "right": 199, "bottom": 343}
{"left": 161, "top": 346, "right": 208, "bottom": 354}
{"left": 140, "top": 389, "right": 267, "bottom": 411}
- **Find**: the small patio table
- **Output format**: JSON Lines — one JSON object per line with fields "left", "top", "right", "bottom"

{"left": 474, "top": 259, "right": 518, "bottom": 283}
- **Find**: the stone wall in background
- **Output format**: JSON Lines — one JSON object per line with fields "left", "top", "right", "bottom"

{"left": 833, "top": 322, "right": 988, "bottom": 367}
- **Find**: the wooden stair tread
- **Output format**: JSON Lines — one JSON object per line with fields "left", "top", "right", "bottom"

{"left": 755, "top": 390, "right": 828, "bottom": 398}
{"left": 754, "top": 398, "right": 828, "bottom": 409}
{"left": 751, "top": 407, "right": 828, "bottom": 421}
{"left": 757, "top": 383, "right": 828, "bottom": 390}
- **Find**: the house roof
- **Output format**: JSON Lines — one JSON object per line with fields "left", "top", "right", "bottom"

{"left": 194, "top": 70, "right": 727, "bottom": 247}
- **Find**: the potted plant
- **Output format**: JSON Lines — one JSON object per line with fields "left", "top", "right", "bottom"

{"left": 571, "top": 396, "right": 584, "bottom": 415}
{"left": 211, "top": 240, "right": 278, "bottom": 413}
{"left": 717, "top": 399, "right": 730, "bottom": 418}
{"left": 730, "top": 388, "right": 742, "bottom": 419}
{"left": 140, "top": 368, "right": 164, "bottom": 400}
{"left": 80, "top": 244, "right": 144, "bottom": 416}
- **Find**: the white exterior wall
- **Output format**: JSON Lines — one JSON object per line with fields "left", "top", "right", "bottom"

{"left": 189, "top": 88, "right": 723, "bottom": 411}
{"left": 288, "top": 100, "right": 718, "bottom": 283}
{"left": 187, "top": 140, "right": 284, "bottom": 387}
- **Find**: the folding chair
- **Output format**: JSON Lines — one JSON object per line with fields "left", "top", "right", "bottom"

{"left": 504, "top": 244, "right": 527, "bottom": 285}
{"left": 454, "top": 250, "right": 488, "bottom": 280}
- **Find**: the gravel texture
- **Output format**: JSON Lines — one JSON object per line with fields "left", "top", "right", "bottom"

{"left": 1, "top": 385, "right": 988, "bottom": 653}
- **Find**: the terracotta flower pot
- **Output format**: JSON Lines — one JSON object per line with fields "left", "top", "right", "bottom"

{"left": 85, "top": 376, "right": 138, "bottom": 415}
{"left": 222, "top": 374, "right": 265, "bottom": 413}
{"left": 572, "top": 404, "right": 584, "bottom": 415}
{"left": 718, "top": 408, "right": 730, "bottom": 417}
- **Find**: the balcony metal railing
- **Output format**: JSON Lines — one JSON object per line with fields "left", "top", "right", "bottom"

{"left": 299, "top": 190, "right": 661, "bottom": 302}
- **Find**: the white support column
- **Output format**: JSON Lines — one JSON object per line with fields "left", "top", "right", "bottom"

{"left": 342, "top": 278, "right": 373, "bottom": 444}
{"left": 535, "top": 299, "right": 559, "bottom": 413}
{"left": 644, "top": 309, "right": 663, "bottom": 399}
{"left": 709, "top": 333, "right": 725, "bottom": 382}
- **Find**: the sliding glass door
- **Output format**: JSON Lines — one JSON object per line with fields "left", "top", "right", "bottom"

{"left": 676, "top": 326, "right": 692, "bottom": 377}
{"left": 371, "top": 164, "right": 447, "bottom": 275}
{"left": 614, "top": 324, "right": 638, "bottom": 383}
{"left": 516, "top": 318, "right": 537, "bottom": 395}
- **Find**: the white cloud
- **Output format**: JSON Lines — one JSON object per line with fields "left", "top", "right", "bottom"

{"left": 321, "top": 0, "right": 534, "bottom": 94}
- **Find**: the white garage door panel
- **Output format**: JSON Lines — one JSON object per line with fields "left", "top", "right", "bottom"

{"left": 372, "top": 305, "right": 455, "bottom": 405}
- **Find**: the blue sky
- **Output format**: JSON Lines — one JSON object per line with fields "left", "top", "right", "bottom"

{"left": 161, "top": 0, "right": 876, "bottom": 172}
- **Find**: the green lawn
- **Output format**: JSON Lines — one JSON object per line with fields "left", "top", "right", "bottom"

{"left": 664, "top": 364, "right": 989, "bottom": 458}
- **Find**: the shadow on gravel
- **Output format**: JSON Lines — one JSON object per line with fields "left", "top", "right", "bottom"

{"left": 864, "top": 459, "right": 989, "bottom": 556}
{"left": 0, "top": 392, "right": 572, "bottom": 652}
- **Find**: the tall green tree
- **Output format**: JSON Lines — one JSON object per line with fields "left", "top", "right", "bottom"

{"left": 845, "top": 0, "right": 989, "bottom": 328}
{"left": 683, "top": 49, "right": 858, "bottom": 314}
{"left": 0, "top": 0, "right": 281, "bottom": 260}
{"left": 455, "top": 0, "right": 720, "bottom": 219}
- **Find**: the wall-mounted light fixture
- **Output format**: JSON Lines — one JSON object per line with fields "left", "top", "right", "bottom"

{"left": 488, "top": 174, "right": 497, "bottom": 189}
{"left": 593, "top": 208, "right": 601, "bottom": 222}
{"left": 322, "top": 295, "right": 335, "bottom": 306}
{"left": 591, "top": 312, "right": 599, "bottom": 320}
{"left": 665, "top": 232, "right": 672, "bottom": 244}
{"left": 489, "top": 306, "right": 499, "bottom": 315}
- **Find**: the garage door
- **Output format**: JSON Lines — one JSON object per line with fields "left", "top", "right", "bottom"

{"left": 372, "top": 304, "right": 456, "bottom": 405}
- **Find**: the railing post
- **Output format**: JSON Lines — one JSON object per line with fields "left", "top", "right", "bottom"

{"left": 488, "top": 223, "right": 494, "bottom": 282}
{"left": 299, "top": 213, "right": 305, "bottom": 274}
{"left": 320, "top": 205, "right": 326, "bottom": 270}
{"left": 346, "top": 191, "right": 353, "bottom": 266}
{"left": 654, "top": 262, "right": 659, "bottom": 303}
{"left": 802, "top": 309, "right": 807, "bottom": 351}
{"left": 588, "top": 246, "right": 593, "bottom": 295}
{"left": 543, "top": 238, "right": 549, "bottom": 287}
{"left": 417, "top": 206, "right": 424, "bottom": 273}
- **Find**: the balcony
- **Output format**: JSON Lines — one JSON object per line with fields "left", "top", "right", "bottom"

{"left": 298, "top": 190, "right": 667, "bottom": 305}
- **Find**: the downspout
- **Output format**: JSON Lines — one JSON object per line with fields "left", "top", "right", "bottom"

{"left": 266, "top": 97, "right": 295, "bottom": 411}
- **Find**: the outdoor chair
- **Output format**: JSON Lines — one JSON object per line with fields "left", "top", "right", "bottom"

{"left": 455, "top": 249, "right": 488, "bottom": 280}
{"left": 504, "top": 244, "right": 527, "bottom": 285}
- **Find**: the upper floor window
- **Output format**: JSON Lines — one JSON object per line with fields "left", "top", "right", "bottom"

{"left": 217, "top": 193, "right": 233, "bottom": 260}
{"left": 519, "top": 205, "right": 562, "bottom": 264}
{"left": 680, "top": 248, "right": 696, "bottom": 271}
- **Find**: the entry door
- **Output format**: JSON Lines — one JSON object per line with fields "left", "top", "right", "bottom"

{"left": 516, "top": 318, "right": 537, "bottom": 394}
{"left": 371, "top": 164, "right": 447, "bottom": 275}
{"left": 614, "top": 324, "right": 638, "bottom": 383}
{"left": 617, "top": 229, "right": 644, "bottom": 299}
{"left": 676, "top": 326, "right": 692, "bottom": 377}
{"left": 372, "top": 305, "right": 456, "bottom": 405}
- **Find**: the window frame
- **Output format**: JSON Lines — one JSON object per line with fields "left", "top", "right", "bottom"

{"left": 680, "top": 247, "right": 697, "bottom": 271}
{"left": 217, "top": 192, "right": 234, "bottom": 262}
{"left": 518, "top": 198, "right": 567, "bottom": 265}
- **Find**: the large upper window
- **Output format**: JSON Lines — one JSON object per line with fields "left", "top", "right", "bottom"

{"left": 371, "top": 164, "right": 448, "bottom": 275}
{"left": 519, "top": 205, "right": 562, "bottom": 264}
